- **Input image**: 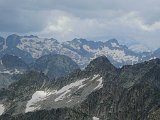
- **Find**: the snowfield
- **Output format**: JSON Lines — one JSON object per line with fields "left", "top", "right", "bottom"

{"left": 93, "top": 117, "right": 99, "bottom": 120}
{"left": 25, "top": 91, "right": 51, "bottom": 113}
{"left": 25, "top": 74, "right": 103, "bottom": 112}
{"left": 94, "top": 77, "right": 103, "bottom": 90}
{"left": 54, "top": 74, "right": 102, "bottom": 102}
{"left": 0, "top": 104, "right": 5, "bottom": 115}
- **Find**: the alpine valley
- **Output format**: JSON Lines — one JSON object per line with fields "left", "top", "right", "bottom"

{"left": 0, "top": 34, "right": 160, "bottom": 120}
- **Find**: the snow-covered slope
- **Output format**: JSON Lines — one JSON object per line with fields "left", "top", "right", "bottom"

{"left": 25, "top": 74, "right": 103, "bottom": 113}
{"left": 15, "top": 36, "right": 142, "bottom": 68}
{"left": 92, "top": 117, "right": 99, "bottom": 120}
{"left": 25, "top": 91, "right": 51, "bottom": 113}
{"left": 129, "top": 44, "right": 151, "bottom": 53}
{"left": 17, "top": 37, "right": 61, "bottom": 58}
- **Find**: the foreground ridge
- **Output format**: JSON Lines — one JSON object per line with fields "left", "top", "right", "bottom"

{"left": 0, "top": 57, "right": 160, "bottom": 120}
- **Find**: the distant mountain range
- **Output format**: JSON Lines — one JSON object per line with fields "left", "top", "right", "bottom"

{"left": 0, "top": 56, "right": 160, "bottom": 120}
{"left": 0, "top": 34, "right": 159, "bottom": 68}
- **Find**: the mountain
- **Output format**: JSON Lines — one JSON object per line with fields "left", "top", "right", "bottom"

{"left": 0, "top": 54, "right": 80, "bottom": 88}
{"left": 0, "top": 34, "right": 34, "bottom": 64}
{"left": 0, "top": 34, "right": 159, "bottom": 68}
{"left": 0, "top": 56, "right": 160, "bottom": 120}
{"left": 30, "top": 54, "right": 80, "bottom": 79}
{"left": 1, "top": 54, "right": 28, "bottom": 69}
{"left": 0, "top": 54, "right": 29, "bottom": 89}
{"left": 153, "top": 48, "right": 160, "bottom": 58}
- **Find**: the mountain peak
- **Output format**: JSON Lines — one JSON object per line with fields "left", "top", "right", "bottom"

{"left": 105, "top": 39, "right": 121, "bottom": 48}
{"left": 85, "top": 56, "right": 116, "bottom": 73}
{"left": 72, "top": 38, "right": 87, "bottom": 43}
{"left": 6, "top": 34, "right": 21, "bottom": 48}
{"left": 107, "top": 38, "right": 119, "bottom": 44}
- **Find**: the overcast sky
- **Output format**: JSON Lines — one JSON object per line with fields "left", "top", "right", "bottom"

{"left": 0, "top": 0, "right": 160, "bottom": 49}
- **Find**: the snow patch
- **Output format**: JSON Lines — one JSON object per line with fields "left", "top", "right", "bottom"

{"left": 54, "top": 78, "right": 87, "bottom": 102}
{"left": 0, "top": 104, "right": 5, "bottom": 115}
{"left": 111, "top": 43, "right": 119, "bottom": 48}
{"left": 0, "top": 69, "right": 22, "bottom": 75}
{"left": 0, "top": 60, "right": 2, "bottom": 65}
{"left": 129, "top": 44, "right": 151, "bottom": 53}
{"left": 54, "top": 74, "right": 101, "bottom": 102}
{"left": 67, "top": 99, "right": 72, "bottom": 103}
{"left": 93, "top": 116, "right": 99, "bottom": 120}
{"left": 94, "top": 77, "right": 103, "bottom": 90}
{"left": 83, "top": 45, "right": 96, "bottom": 52}
{"left": 25, "top": 91, "right": 51, "bottom": 113}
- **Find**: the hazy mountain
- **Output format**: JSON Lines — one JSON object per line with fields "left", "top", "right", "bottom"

{"left": 153, "top": 48, "right": 160, "bottom": 58}
{"left": 0, "top": 34, "right": 159, "bottom": 68}
{"left": 0, "top": 34, "right": 34, "bottom": 64}
{"left": 0, "top": 54, "right": 29, "bottom": 89}
{"left": 30, "top": 54, "right": 80, "bottom": 79}
{"left": 129, "top": 44, "right": 151, "bottom": 53}
{"left": 1, "top": 54, "right": 28, "bottom": 69}
{"left": 0, "top": 54, "right": 80, "bottom": 88}
{"left": 0, "top": 56, "right": 160, "bottom": 120}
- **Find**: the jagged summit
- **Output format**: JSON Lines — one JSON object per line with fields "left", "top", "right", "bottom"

{"left": 85, "top": 56, "right": 116, "bottom": 73}
{"left": 72, "top": 38, "right": 87, "bottom": 43}
{"left": 107, "top": 38, "right": 119, "bottom": 44}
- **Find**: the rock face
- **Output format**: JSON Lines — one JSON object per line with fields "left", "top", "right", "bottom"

{"left": 0, "top": 34, "right": 160, "bottom": 68}
{"left": 30, "top": 54, "right": 80, "bottom": 79}
{"left": 0, "top": 108, "right": 92, "bottom": 120}
{"left": 0, "top": 56, "right": 160, "bottom": 120}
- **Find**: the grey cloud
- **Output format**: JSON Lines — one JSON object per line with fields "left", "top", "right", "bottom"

{"left": 0, "top": 0, "right": 160, "bottom": 49}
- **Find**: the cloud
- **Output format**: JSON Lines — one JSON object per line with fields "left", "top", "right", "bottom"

{"left": 0, "top": 0, "right": 160, "bottom": 49}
